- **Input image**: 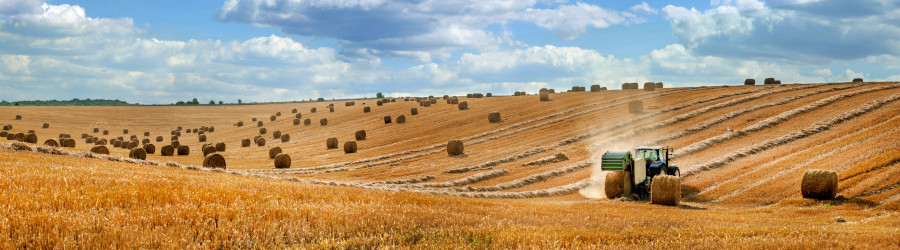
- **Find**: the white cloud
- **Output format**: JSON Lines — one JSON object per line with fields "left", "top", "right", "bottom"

{"left": 1, "top": 55, "right": 30, "bottom": 74}
{"left": 0, "top": 0, "right": 42, "bottom": 16}
{"left": 630, "top": 2, "right": 658, "bottom": 14}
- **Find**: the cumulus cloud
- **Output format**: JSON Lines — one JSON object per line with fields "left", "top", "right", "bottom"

{"left": 630, "top": 2, "right": 658, "bottom": 14}
{"left": 0, "top": 0, "right": 42, "bottom": 16}
{"left": 666, "top": 0, "right": 900, "bottom": 63}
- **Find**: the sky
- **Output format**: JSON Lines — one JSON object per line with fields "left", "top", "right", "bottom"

{"left": 0, "top": 0, "right": 898, "bottom": 104}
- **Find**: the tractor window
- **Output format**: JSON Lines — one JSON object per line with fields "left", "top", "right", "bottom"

{"left": 638, "top": 150, "right": 658, "bottom": 161}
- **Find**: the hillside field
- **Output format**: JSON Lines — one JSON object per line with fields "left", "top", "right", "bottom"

{"left": 2, "top": 82, "right": 899, "bottom": 248}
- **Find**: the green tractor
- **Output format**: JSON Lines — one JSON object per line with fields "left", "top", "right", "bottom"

{"left": 601, "top": 146, "right": 681, "bottom": 205}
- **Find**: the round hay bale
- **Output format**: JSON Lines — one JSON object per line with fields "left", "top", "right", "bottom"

{"left": 113, "top": 140, "right": 123, "bottom": 148}
{"left": 142, "top": 138, "right": 150, "bottom": 145}
{"left": 293, "top": 118, "right": 301, "bottom": 125}
{"left": 383, "top": 116, "right": 392, "bottom": 124}
{"left": 176, "top": 145, "right": 190, "bottom": 155}
{"left": 443, "top": 95, "right": 449, "bottom": 100}
{"left": 276, "top": 112, "right": 282, "bottom": 117}
{"left": 539, "top": 92, "right": 550, "bottom": 101}
{"left": 488, "top": 112, "right": 502, "bottom": 123}
{"left": 42, "top": 123, "right": 49, "bottom": 128}
{"left": 274, "top": 153, "right": 291, "bottom": 168}
{"left": 130, "top": 135, "right": 139, "bottom": 141}
{"left": 801, "top": 170, "right": 838, "bottom": 200}
{"left": 203, "top": 154, "right": 227, "bottom": 169}
{"left": 44, "top": 139, "right": 58, "bottom": 147}
{"left": 628, "top": 100, "right": 643, "bottom": 114}
{"left": 259, "top": 128, "right": 267, "bottom": 134}
{"left": 144, "top": 144, "right": 156, "bottom": 154}
{"left": 744, "top": 79, "right": 756, "bottom": 85}
{"left": 241, "top": 138, "right": 251, "bottom": 147}
{"left": 590, "top": 85, "right": 604, "bottom": 92}
{"left": 252, "top": 117, "right": 257, "bottom": 122}
{"left": 160, "top": 145, "right": 175, "bottom": 156}
{"left": 764, "top": 77, "right": 775, "bottom": 85}
{"left": 447, "top": 140, "right": 464, "bottom": 156}
{"left": 129, "top": 148, "right": 147, "bottom": 160}
{"left": 171, "top": 140, "right": 180, "bottom": 147}
{"left": 396, "top": 115, "right": 406, "bottom": 124}
{"left": 486, "top": 93, "right": 492, "bottom": 97}
{"left": 474, "top": 93, "right": 483, "bottom": 98}
{"left": 320, "top": 118, "right": 328, "bottom": 126}
{"left": 156, "top": 136, "right": 163, "bottom": 142}
{"left": 621, "top": 83, "right": 632, "bottom": 90}
{"left": 643, "top": 82, "right": 656, "bottom": 91}
{"left": 103, "top": 130, "right": 109, "bottom": 135}
{"left": 355, "top": 130, "right": 366, "bottom": 140}
{"left": 655, "top": 82, "right": 663, "bottom": 89}
{"left": 295, "top": 113, "right": 302, "bottom": 119}
{"left": 344, "top": 141, "right": 357, "bottom": 153}
{"left": 236, "top": 121, "right": 244, "bottom": 127}
{"left": 458, "top": 101, "right": 468, "bottom": 110}
{"left": 14, "top": 133, "right": 24, "bottom": 142}
{"left": 90, "top": 145, "right": 110, "bottom": 155}
{"left": 410, "top": 108, "right": 418, "bottom": 115}
{"left": 280, "top": 134, "right": 290, "bottom": 142}
{"left": 2, "top": 124, "right": 11, "bottom": 130}
{"left": 24, "top": 133, "right": 37, "bottom": 144}
{"left": 171, "top": 136, "right": 179, "bottom": 141}
{"left": 605, "top": 171, "right": 626, "bottom": 199}
{"left": 377, "top": 100, "right": 383, "bottom": 106}
{"left": 215, "top": 142, "right": 226, "bottom": 152}
{"left": 310, "top": 107, "right": 317, "bottom": 113}
{"left": 175, "top": 131, "right": 181, "bottom": 136}
{"left": 257, "top": 121, "right": 264, "bottom": 127}
{"left": 95, "top": 139, "right": 107, "bottom": 145}
{"left": 144, "top": 131, "right": 150, "bottom": 136}
{"left": 208, "top": 126, "right": 214, "bottom": 133}
{"left": 0, "top": 131, "right": 6, "bottom": 137}
{"left": 292, "top": 108, "right": 298, "bottom": 113}
{"left": 15, "top": 115, "right": 21, "bottom": 120}
{"left": 202, "top": 144, "right": 217, "bottom": 156}
{"left": 127, "top": 141, "right": 139, "bottom": 149}
{"left": 256, "top": 137, "right": 266, "bottom": 146}
{"left": 198, "top": 134, "right": 207, "bottom": 142}
{"left": 272, "top": 130, "right": 281, "bottom": 139}
{"left": 466, "top": 93, "right": 473, "bottom": 98}
{"left": 449, "top": 98, "right": 459, "bottom": 104}
{"left": 852, "top": 78, "right": 864, "bottom": 83}
{"left": 270, "top": 115, "right": 276, "bottom": 121}
{"left": 650, "top": 175, "right": 681, "bottom": 206}
{"left": 123, "top": 129, "right": 129, "bottom": 134}
{"left": 304, "top": 119, "right": 311, "bottom": 125}
{"left": 27, "top": 130, "right": 35, "bottom": 134}
{"left": 93, "top": 128, "right": 99, "bottom": 133}
{"left": 326, "top": 137, "right": 338, "bottom": 149}
{"left": 423, "top": 101, "right": 431, "bottom": 107}
{"left": 364, "top": 107, "right": 371, "bottom": 113}
{"left": 774, "top": 80, "right": 782, "bottom": 85}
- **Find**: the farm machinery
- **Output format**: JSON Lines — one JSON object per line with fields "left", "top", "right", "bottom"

{"left": 601, "top": 146, "right": 681, "bottom": 205}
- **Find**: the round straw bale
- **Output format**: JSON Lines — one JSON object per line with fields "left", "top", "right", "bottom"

{"left": 177, "top": 145, "right": 190, "bottom": 155}
{"left": 2, "top": 124, "right": 11, "bottom": 130}
{"left": 621, "top": 83, "right": 632, "bottom": 90}
{"left": 198, "top": 134, "right": 207, "bottom": 142}
{"left": 0, "top": 131, "right": 6, "bottom": 137}
{"left": 270, "top": 115, "right": 276, "bottom": 121}
{"left": 329, "top": 106, "right": 334, "bottom": 112}
{"left": 252, "top": 117, "right": 257, "bottom": 122}
{"left": 42, "top": 123, "right": 49, "bottom": 128}
{"left": 280, "top": 134, "right": 290, "bottom": 142}
{"left": 93, "top": 128, "right": 99, "bottom": 133}
{"left": 5, "top": 133, "right": 13, "bottom": 140}
{"left": 377, "top": 100, "right": 383, "bottom": 106}
{"left": 129, "top": 148, "right": 147, "bottom": 160}
{"left": 295, "top": 113, "right": 302, "bottom": 119}
{"left": 449, "top": 98, "right": 459, "bottom": 104}
{"left": 764, "top": 77, "right": 775, "bottom": 85}
{"left": 458, "top": 101, "right": 468, "bottom": 110}
{"left": 384, "top": 116, "right": 392, "bottom": 124}
{"left": 304, "top": 119, "right": 311, "bottom": 125}
{"left": 364, "top": 107, "right": 371, "bottom": 113}
{"left": 276, "top": 112, "right": 282, "bottom": 117}
{"left": 203, "top": 154, "right": 227, "bottom": 169}
{"left": 15, "top": 115, "right": 21, "bottom": 120}
{"left": 344, "top": 141, "right": 357, "bottom": 153}
{"left": 355, "top": 130, "right": 367, "bottom": 140}
{"left": 396, "top": 115, "right": 406, "bottom": 124}
{"left": 215, "top": 142, "right": 226, "bottom": 152}
{"left": 24, "top": 133, "right": 37, "bottom": 144}
{"left": 293, "top": 118, "right": 301, "bottom": 125}
{"left": 643, "top": 82, "right": 656, "bottom": 91}
{"left": 274, "top": 153, "right": 291, "bottom": 168}
{"left": 292, "top": 108, "right": 298, "bottom": 113}
{"left": 241, "top": 138, "right": 251, "bottom": 147}
{"left": 44, "top": 139, "right": 58, "bottom": 147}
{"left": 801, "top": 170, "right": 838, "bottom": 200}
{"left": 852, "top": 78, "right": 864, "bottom": 83}
{"left": 171, "top": 140, "right": 180, "bottom": 147}
{"left": 272, "top": 130, "right": 281, "bottom": 139}
{"left": 123, "top": 129, "right": 129, "bottom": 134}
{"left": 447, "top": 140, "right": 464, "bottom": 156}
{"left": 466, "top": 93, "right": 473, "bottom": 98}
{"left": 257, "top": 121, "right": 264, "bottom": 127}
{"left": 310, "top": 107, "right": 317, "bottom": 113}
{"left": 208, "top": 126, "right": 214, "bottom": 133}
{"left": 142, "top": 138, "right": 150, "bottom": 145}
{"left": 27, "top": 129, "right": 35, "bottom": 134}
{"left": 486, "top": 93, "right": 493, "bottom": 97}
{"left": 488, "top": 112, "right": 502, "bottom": 123}
{"left": 443, "top": 95, "right": 449, "bottom": 100}
{"left": 14, "top": 133, "right": 24, "bottom": 142}
{"left": 259, "top": 128, "right": 267, "bottom": 134}
{"left": 605, "top": 171, "right": 626, "bottom": 199}
{"left": 320, "top": 118, "right": 328, "bottom": 126}
{"left": 539, "top": 92, "right": 550, "bottom": 101}
{"left": 202, "top": 144, "right": 217, "bottom": 156}
{"left": 171, "top": 135, "right": 179, "bottom": 141}
{"left": 113, "top": 140, "right": 123, "bottom": 148}
{"left": 744, "top": 79, "right": 756, "bottom": 85}
{"left": 144, "top": 144, "right": 156, "bottom": 154}
{"left": 96, "top": 139, "right": 107, "bottom": 145}
{"left": 326, "top": 137, "right": 338, "bottom": 149}
{"left": 410, "top": 108, "right": 418, "bottom": 115}
{"left": 128, "top": 141, "right": 139, "bottom": 149}
{"left": 89, "top": 145, "right": 109, "bottom": 155}
{"left": 256, "top": 137, "right": 266, "bottom": 146}
{"left": 655, "top": 82, "right": 663, "bottom": 89}
{"left": 175, "top": 131, "right": 181, "bottom": 136}
{"left": 131, "top": 135, "right": 139, "bottom": 141}
{"left": 628, "top": 100, "right": 643, "bottom": 114}
{"left": 650, "top": 175, "right": 681, "bottom": 206}
{"left": 590, "top": 85, "right": 603, "bottom": 92}
{"left": 103, "top": 130, "right": 109, "bottom": 135}
{"left": 774, "top": 80, "right": 782, "bottom": 84}
{"left": 160, "top": 145, "right": 175, "bottom": 156}
{"left": 156, "top": 136, "right": 163, "bottom": 142}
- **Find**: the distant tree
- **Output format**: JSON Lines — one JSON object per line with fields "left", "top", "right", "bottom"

{"left": 175, "top": 101, "right": 185, "bottom": 105}
{"left": 376, "top": 92, "right": 384, "bottom": 98}
{"left": 238, "top": 99, "right": 242, "bottom": 104}
{"left": 14, "top": 102, "right": 19, "bottom": 106}
{"left": 317, "top": 97, "right": 325, "bottom": 102}
{"left": 209, "top": 100, "right": 215, "bottom": 105}
{"left": 218, "top": 100, "right": 224, "bottom": 105}
{"left": 189, "top": 98, "right": 199, "bottom": 105}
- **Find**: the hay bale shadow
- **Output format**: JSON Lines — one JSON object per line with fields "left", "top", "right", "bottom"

{"left": 450, "top": 154, "right": 468, "bottom": 158}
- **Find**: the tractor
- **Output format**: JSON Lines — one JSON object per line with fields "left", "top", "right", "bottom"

{"left": 601, "top": 146, "right": 681, "bottom": 205}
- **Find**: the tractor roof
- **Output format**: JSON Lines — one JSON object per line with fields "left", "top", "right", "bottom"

{"left": 635, "top": 146, "right": 664, "bottom": 150}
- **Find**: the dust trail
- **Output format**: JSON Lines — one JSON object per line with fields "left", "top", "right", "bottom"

{"left": 676, "top": 84, "right": 900, "bottom": 158}
{"left": 684, "top": 93, "right": 900, "bottom": 177}
{"left": 579, "top": 158, "right": 609, "bottom": 199}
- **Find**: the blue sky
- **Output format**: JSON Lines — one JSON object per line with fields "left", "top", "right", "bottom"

{"left": 0, "top": 0, "right": 897, "bottom": 104}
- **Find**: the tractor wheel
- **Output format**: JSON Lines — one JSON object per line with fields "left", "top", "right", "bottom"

{"left": 650, "top": 175, "right": 681, "bottom": 206}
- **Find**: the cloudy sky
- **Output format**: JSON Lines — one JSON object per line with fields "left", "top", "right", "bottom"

{"left": 0, "top": 0, "right": 897, "bottom": 104}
